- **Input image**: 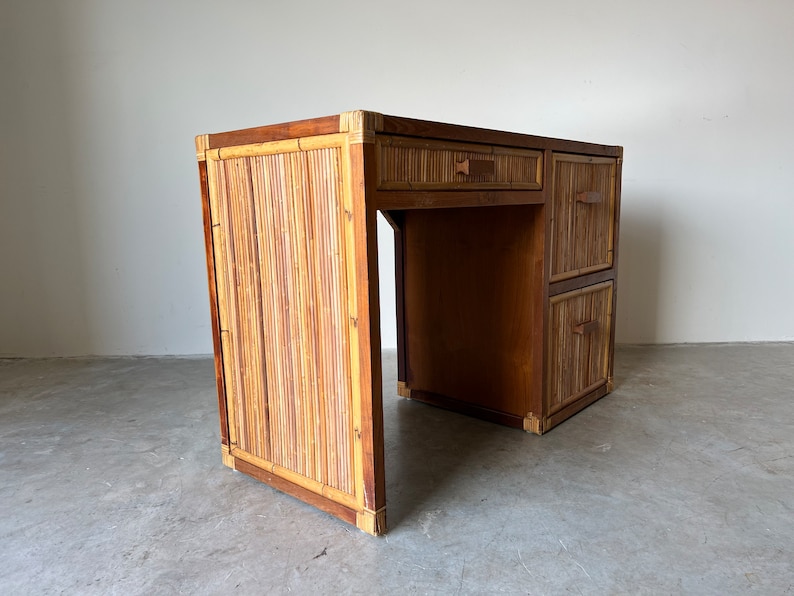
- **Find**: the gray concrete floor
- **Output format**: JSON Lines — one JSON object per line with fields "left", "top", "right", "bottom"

{"left": 1, "top": 345, "right": 793, "bottom": 595}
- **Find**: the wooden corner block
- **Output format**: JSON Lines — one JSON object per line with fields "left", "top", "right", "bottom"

{"left": 397, "top": 381, "right": 412, "bottom": 398}
{"left": 523, "top": 413, "right": 543, "bottom": 435}
{"left": 356, "top": 507, "right": 387, "bottom": 536}
{"left": 221, "top": 445, "right": 235, "bottom": 469}
{"left": 607, "top": 377, "right": 614, "bottom": 392}
{"left": 195, "top": 134, "right": 210, "bottom": 162}
{"left": 339, "top": 110, "right": 383, "bottom": 135}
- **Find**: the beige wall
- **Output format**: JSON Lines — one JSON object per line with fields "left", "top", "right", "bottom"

{"left": 2, "top": 0, "right": 793, "bottom": 355}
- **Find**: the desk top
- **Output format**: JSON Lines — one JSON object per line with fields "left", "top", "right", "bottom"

{"left": 198, "top": 110, "right": 622, "bottom": 160}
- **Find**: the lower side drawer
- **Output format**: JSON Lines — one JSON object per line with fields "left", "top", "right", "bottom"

{"left": 547, "top": 281, "right": 613, "bottom": 414}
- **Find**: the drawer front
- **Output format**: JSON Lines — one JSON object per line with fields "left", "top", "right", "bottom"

{"left": 547, "top": 281, "right": 613, "bottom": 414}
{"left": 376, "top": 135, "right": 542, "bottom": 191}
{"left": 550, "top": 154, "right": 617, "bottom": 282}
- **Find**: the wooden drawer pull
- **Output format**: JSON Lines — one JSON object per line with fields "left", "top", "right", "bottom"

{"left": 455, "top": 159, "right": 495, "bottom": 176}
{"left": 573, "top": 320, "right": 599, "bottom": 335}
{"left": 576, "top": 191, "right": 602, "bottom": 204}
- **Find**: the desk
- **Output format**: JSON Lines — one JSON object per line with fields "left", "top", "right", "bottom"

{"left": 195, "top": 111, "right": 622, "bottom": 535}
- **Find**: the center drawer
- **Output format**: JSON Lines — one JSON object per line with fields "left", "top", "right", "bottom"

{"left": 376, "top": 135, "right": 542, "bottom": 191}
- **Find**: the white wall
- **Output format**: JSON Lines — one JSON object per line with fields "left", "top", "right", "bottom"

{"left": 2, "top": 0, "right": 793, "bottom": 356}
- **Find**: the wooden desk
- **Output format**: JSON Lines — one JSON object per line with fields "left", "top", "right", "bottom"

{"left": 195, "top": 111, "right": 622, "bottom": 535}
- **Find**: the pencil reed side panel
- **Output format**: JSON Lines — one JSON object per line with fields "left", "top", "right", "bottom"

{"left": 207, "top": 146, "right": 355, "bottom": 496}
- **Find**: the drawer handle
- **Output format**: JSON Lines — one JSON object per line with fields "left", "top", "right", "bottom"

{"left": 455, "top": 159, "right": 495, "bottom": 176}
{"left": 573, "top": 320, "right": 599, "bottom": 335}
{"left": 576, "top": 191, "right": 602, "bottom": 204}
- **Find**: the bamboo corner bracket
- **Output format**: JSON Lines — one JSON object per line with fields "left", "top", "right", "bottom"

{"left": 196, "top": 110, "right": 622, "bottom": 535}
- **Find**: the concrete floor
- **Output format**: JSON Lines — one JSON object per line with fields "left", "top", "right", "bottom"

{"left": 1, "top": 345, "right": 792, "bottom": 594}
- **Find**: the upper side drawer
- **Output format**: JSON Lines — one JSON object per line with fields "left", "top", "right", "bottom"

{"left": 550, "top": 153, "right": 618, "bottom": 282}
{"left": 376, "top": 135, "right": 543, "bottom": 191}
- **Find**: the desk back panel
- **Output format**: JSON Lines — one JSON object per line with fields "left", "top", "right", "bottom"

{"left": 402, "top": 205, "right": 543, "bottom": 422}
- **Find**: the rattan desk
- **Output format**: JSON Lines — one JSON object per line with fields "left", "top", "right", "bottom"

{"left": 196, "top": 111, "right": 622, "bottom": 535}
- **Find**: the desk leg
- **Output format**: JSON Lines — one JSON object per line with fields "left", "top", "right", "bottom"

{"left": 347, "top": 139, "right": 386, "bottom": 534}
{"left": 380, "top": 210, "right": 409, "bottom": 399}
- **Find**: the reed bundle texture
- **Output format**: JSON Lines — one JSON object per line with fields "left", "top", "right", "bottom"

{"left": 377, "top": 136, "right": 542, "bottom": 190}
{"left": 550, "top": 155, "right": 617, "bottom": 282}
{"left": 208, "top": 148, "right": 355, "bottom": 496}
{"left": 547, "top": 281, "right": 613, "bottom": 414}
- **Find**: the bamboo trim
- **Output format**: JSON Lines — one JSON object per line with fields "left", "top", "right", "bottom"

{"left": 378, "top": 136, "right": 543, "bottom": 163}
{"left": 546, "top": 383, "right": 610, "bottom": 429}
{"left": 547, "top": 379, "right": 608, "bottom": 416}
{"left": 230, "top": 447, "right": 359, "bottom": 510}
{"left": 604, "top": 274, "right": 614, "bottom": 390}
{"left": 379, "top": 135, "right": 540, "bottom": 155}
{"left": 206, "top": 155, "right": 222, "bottom": 226}
{"left": 232, "top": 458, "right": 359, "bottom": 528}
{"left": 552, "top": 153, "right": 617, "bottom": 165}
{"left": 204, "top": 134, "right": 350, "bottom": 161}
{"left": 297, "top": 133, "right": 352, "bottom": 152}
{"left": 550, "top": 263, "right": 612, "bottom": 284}
{"left": 494, "top": 146, "right": 543, "bottom": 159}
{"left": 607, "top": 161, "right": 617, "bottom": 267}
{"left": 206, "top": 139, "right": 297, "bottom": 161}
{"left": 341, "top": 136, "right": 366, "bottom": 511}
